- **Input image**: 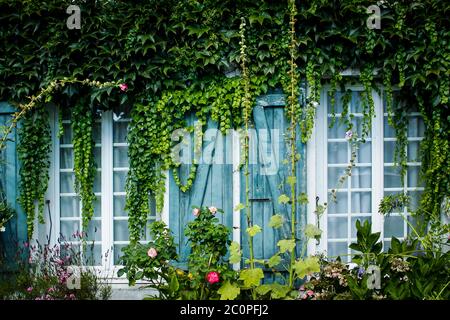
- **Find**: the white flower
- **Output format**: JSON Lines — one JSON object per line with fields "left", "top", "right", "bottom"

{"left": 0, "top": 226, "right": 5, "bottom": 232}
{"left": 345, "top": 130, "right": 353, "bottom": 140}
{"left": 311, "top": 101, "right": 319, "bottom": 108}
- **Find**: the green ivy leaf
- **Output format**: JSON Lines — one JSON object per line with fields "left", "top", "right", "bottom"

{"left": 286, "top": 176, "right": 296, "bottom": 186}
{"left": 229, "top": 241, "right": 241, "bottom": 264}
{"left": 278, "top": 194, "right": 290, "bottom": 204}
{"left": 246, "top": 225, "right": 262, "bottom": 237}
{"left": 305, "top": 224, "right": 322, "bottom": 239}
{"left": 218, "top": 281, "right": 240, "bottom": 300}
{"left": 233, "top": 203, "right": 245, "bottom": 211}
{"left": 293, "top": 256, "right": 320, "bottom": 279}
{"left": 277, "top": 239, "right": 296, "bottom": 253}
{"left": 267, "top": 254, "right": 281, "bottom": 268}
{"left": 268, "top": 214, "right": 284, "bottom": 229}
{"left": 239, "top": 268, "right": 264, "bottom": 287}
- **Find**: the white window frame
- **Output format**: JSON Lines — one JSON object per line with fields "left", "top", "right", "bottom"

{"left": 307, "top": 85, "right": 422, "bottom": 257}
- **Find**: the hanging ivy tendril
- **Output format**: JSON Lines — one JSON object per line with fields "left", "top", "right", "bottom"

{"left": 18, "top": 104, "right": 51, "bottom": 238}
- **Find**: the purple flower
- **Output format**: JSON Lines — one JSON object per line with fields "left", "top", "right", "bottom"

{"left": 345, "top": 130, "right": 353, "bottom": 140}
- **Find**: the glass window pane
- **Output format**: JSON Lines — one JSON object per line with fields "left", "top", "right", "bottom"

{"left": 327, "top": 192, "right": 347, "bottom": 214}
{"left": 384, "top": 166, "right": 402, "bottom": 188}
{"left": 384, "top": 141, "right": 396, "bottom": 163}
{"left": 94, "top": 171, "right": 101, "bottom": 193}
{"left": 94, "top": 147, "right": 102, "bottom": 167}
{"left": 327, "top": 92, "right": 344, "bottom": 114}
{"left": 113, "top": 122, "right": 129, "bottom": 143}
{"left": 114, "top": 196, "right": 128, "bottom": 217}
{"left": 114, "top": 171, "right": 127, "bottom": 192}
{"left": 327, "top": 217, "right": 347, "bottom": 239}
{"left": 351, "top": 117, "right": 371, "bottom": 138}
{"left": 407, "top": 141, "right": 421, "bottom": 162}
{"left": 351, "top": 192, "right": 371, "bottom": 214}
{"left": 84, "top": 244, "right": 102, "bottom": 266}
{"left": 60, "top": 124, "right": 72, "bottom": 144}
{"left": 114, "top": 244, "right": 127, "bottom": 265}
{"left": 356, "top": 141, "right": 371, "bottom": 163}
{"left": 351, "top": 167, "right": 371, "bottom": 188}
{"left": 408, "top": 191, "right": 423, "bottom": 211}
{"left": 86, "top": 219, "right": 101, "bottom": 241}
{"left": 60, "top": 196, "right": 80, "bottom": 217}
{"left": 114, "top": 220, "right": 130, "bottom": 242}
{"left": 327, "top": 120, "right": 346, "bottom": 139}
{"left": 93, "top": 122, "right": 102, "bottom": 144}
{"left": 407, "top": 166, "right": 423, "bottom": 188}
{"left": 327, "top": 242, "right": 348, "bottom": 262}
{"left": 61, "top": 220, "right": 80, "bottom": 240}
{"left": 328, "top": 142, "right": 347, "bottom": 164}
{"left": 328, "top": 167, "right": 348, "bottom": 189}
{"left": 383, "top": 118, "right": 396, "bottom": 138}
{"left": 94, "top": 196, "right": 101, "bottom": 217}
{"left": 384, "top": 215, "right": 404, "bottom": 238}
{"left": 114, "top": 146, "right": 129, "bottom": 167}
{"left": 408, "top": 116, "right": 425, "bottom": 137}
{"left": 60, "top": 148, "right": 74, "bottom": 169}
{"left": 60, "top": 172, "right": 75, "bottom": 193}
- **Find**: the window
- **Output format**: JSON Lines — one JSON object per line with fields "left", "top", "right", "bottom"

{"left": 49, "top": 106, "right": 156, "bottom": 269}
{"left": 313, "top": 86, "right": 424, "bottom": 261}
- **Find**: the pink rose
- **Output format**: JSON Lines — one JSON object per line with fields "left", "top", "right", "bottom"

{"left": 48, "top": 287, "right": 55, "bottom": 293}
{"left": 147, "top": 247, "right": 158, "bottom": 258}
{"left": 69, "top": 293, "right": 76, "bottom": 300}
{"left": 208, "top": 206, "right": 217, "bottom": 215}
{"left": 193, "top": 208, "right": 200, "bottom": 217}
{"left": 306, "top": 290, "right": 314, "bottom": 296}
{"left": 27, "top": 287, "right": 33, "bottom": 293}
{"left": 119, "top": 83, "right": 128, "bottom": 92}
{"left": 206, "top": 271, "right": 220, "bottom": 284}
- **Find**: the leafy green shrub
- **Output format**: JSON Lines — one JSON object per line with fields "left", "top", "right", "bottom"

{"left": 119, "top": 206, "right": 237, "bottom": 299}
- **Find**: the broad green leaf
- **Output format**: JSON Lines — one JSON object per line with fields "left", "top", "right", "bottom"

{"left": 246, "top": 225, "right": 262, "bottom": 237}
{"left": 234, "top": 203, "right": 245, "bottom": 211}
{"left": 218, "top": 281, "right": 240, "bottom": 300}
{"left": 239, "top": 268, "right": 264, "bottom": 287}
{"left": 305, "top": 224, "right": 322, "bottom": 239}
{"left": 255, "top": 284, "right": 272, "bottom": 296}
{"left": 269, "top": 283, "right": 291, "bottom": 299}
{"left": 293, "top": 256, "right": 320, "bottom": 279}
{"left": 267, "top": 254, "right": 281, "bottom": 268}
{"left": 278, "top": 194, "right": 290, "bottom": 204}
{"left": 277, "top": 239, "right": 296, "bottom": 253}
{"left": 287, "top": 176, "right": 296, "bottom": 186}
{"left": 229, "top": 241, "right": 241, "bottom": 264}
{"left": 268, "top": 214, "right": 284, "bottom": 229}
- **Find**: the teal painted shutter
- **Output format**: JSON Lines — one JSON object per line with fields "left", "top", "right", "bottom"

{"left": 0, "top": 102, "right": 27, "bottom": 271}
{"left": 240, "top": 91, "right": 307, "bottom": 281}
{"left": 169, "top": 116, "right": 233, "bottom": 265}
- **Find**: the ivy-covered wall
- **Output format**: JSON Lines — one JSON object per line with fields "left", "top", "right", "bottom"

{"left": 0, "top": 0, "right": 448, "bottom": 240}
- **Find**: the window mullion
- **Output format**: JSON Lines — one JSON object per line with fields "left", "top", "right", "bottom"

{"left": 101, "top": 110, "right": 114, "bottom": 269}
{"left": 372, "top": 89, "right": 384, "bottom": 237}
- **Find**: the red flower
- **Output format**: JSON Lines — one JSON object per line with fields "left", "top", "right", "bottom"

{"left": 119, "top": 83, "right": 128, "bottom": 92}
{"left": 206, "top": 271, "right": 220, "bottom": 284}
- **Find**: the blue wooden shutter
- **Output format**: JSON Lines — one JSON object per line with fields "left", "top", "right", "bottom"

{"left": 0, "top": 102, "right": 27, "bottom": 271}
{"left": 169, "top": 116, "right": 234, "bottom": 265}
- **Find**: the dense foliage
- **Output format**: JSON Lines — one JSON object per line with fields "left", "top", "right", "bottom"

{"left": 0, "top": 0, "right": 448, "bottom": 241}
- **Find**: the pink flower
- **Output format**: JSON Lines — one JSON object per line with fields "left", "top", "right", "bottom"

{"left": 27, "top": 287, "right": 33, "bottom": 293}
{"left": 208, "top": 206, "right": 217, "bottom": 215}
{"left": 69, "top": 293, "right": 76, "bottom": 300}
{"left": 119, "top": 83, "right": 128, "bottom": 92}
{"left": 147, "top": 247, "right": 158, "bottom": 258}
{"left": 306, "top": 290, "right": 314, "bottom": 296}
{"left": 24, "top": 242, "right": 29, "bottom": 248}
{"left": 48, "top": 287, "right": 55, "bottom": 293}
{"left": 206, "top": 271, "right": 220, "bottom": 284}
{"left": 193, "top": 208, "right": 200, "bottom": 217}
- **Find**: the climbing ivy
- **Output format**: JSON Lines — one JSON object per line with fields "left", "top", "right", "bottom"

{"left": 0, "top": 0, "right": 448, "bottom": 238}
{"left": 17, "top": 104, "right": 51, "bottom": 238}
{"left": 72, "top": 97, "right": 97, "bottom": 231}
